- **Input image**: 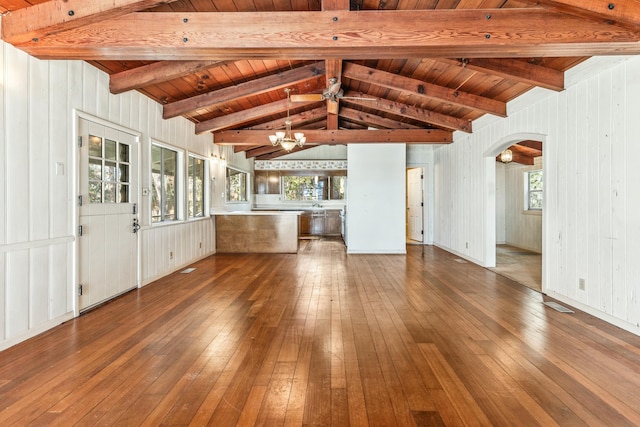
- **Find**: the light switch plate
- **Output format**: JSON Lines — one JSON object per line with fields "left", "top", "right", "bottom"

{"left": 142, "top": 187, "right": 150, "bottom": 196}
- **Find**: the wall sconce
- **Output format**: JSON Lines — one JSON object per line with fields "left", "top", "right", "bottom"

{"left": 212, "top": 154, "right": 219, "bottom": 165}
{"left": 220, "top": 156, "right": 227, "bottom": 168}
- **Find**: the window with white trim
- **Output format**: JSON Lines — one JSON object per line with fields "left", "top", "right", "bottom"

{"left": 188, "top": 155, "right": 207, "bottom": 218}
{"left": 526, "top": 170, "right": 543, "bottom": 210}
{"left": 151, "top": 144, "right": 181, "bottom": 222}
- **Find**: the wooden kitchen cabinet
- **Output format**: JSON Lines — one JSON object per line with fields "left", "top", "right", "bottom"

{"left": 254, "top": 171, "right": 281, "bottom": 194}
{"left": 299, "top": 209, "right": 342, "bottom": 236}
{"left": 324, "top": 210, "right": 342, "bottom": 235}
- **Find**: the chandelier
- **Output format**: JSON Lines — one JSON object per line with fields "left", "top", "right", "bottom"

{"left": 268, "top": 88, "right": 306, "bottom": 152}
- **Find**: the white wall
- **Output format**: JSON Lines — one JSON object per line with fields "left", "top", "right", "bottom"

{"left": 347, "top": 144, "right": 406, "bottom": 254}
{"left": 502, "top": 159, "right": 543, "bottom": 252}
{"left": 434, "top": 56, "right": 640, "bottom": 334}
{"left": 496, "top": 162, "right": 506, "bottom": 244}
{"left": 0, "top": 41, "right": 223, "bottom": 350}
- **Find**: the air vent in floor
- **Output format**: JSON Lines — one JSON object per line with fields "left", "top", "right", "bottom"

{"left": 180, "top": 268, "right": 196, "bottom": 274}
{"left": 453, "top": 259, "right": 468, "bottom": 263}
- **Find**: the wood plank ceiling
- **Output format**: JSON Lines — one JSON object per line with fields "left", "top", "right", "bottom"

{"left": 2, "top": 1, "right": 640, "bottom": 161}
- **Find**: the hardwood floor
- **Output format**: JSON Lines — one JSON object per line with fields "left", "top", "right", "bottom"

{"left": 2, "top": 238, "right": 640, "bottom": 426}
{"left": 490, "top": 244, "right": 542, "bottom": 292}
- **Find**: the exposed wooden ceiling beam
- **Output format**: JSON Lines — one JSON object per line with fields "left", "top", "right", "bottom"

{"left": 164, "top": 62, "right": 325, "bottom": 119}
{"left": 256, "top": 144, "right": 318, "bottom": 160}
{"left": 243, "top": 108, "right": 328, "bottom": 131}
{"left": 517, "top": 0, "right": 640, "bottom": 31}
{"left": 195, "top": 99, "right": 319, "bottom": 134}
{"left": 12, "top": 10, "right": 640, "bottom": 60}
{"left": 339, "top": 107, "right": 423, "bottom": 130}
{"left": 518, "top": 140, "right": 544, "bottom": 151}
{"left": 243, "top": 145, "right": 290, "bottom": 158}
{"left": 343, "top": 90, "right": 474, "bottom": 132}
{"left": 325, "top": 59, "right": 343, "bottom": 129}
{"left": 322, "top": 0, "right": 348, "bottom": 128}
{"left": 110, "top": 59, "right": 228, "bottom": 94}
{"left": 445, "top": 58, "right": 565, "bottom": 92}
{"left": 1, "top": 0, "right": 178, "bottom": 45}
{"left": 213, "top": 129, "right": 453, "bottom": 145}
{"left": 343, "top": 63, "right": 505, "bottom": 118}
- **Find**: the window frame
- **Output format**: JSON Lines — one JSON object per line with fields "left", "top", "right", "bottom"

{"left": 525, "top": 169, "right": 543, "bottom": 211}
{"left": 187, "top": 153, "right": 209, "bottom": 219}
{"left": 281, "top": 173, "right": 347, "bottom": 202}
{"left": 226, "top": 166, "right": 250, "bottom": 203}
{"left": 150, "top": 140, "right": 184, "bottom": 224}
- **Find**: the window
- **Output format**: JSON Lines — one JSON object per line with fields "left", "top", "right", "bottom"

{"left": 282, "top": 175, "right": 347, "bottom": 201}
{"left": 88, "top": 135, "right": 130, "bottom": 204}
{"left": 227, "top": 167, "right": 248, "bottom": 202}
{"left": 526, "top": 170, "right": 543, "bottom": 210}
{"left": 188, "top": 155, "right": 206, "bottom": 218}
{"left": 151, "top": 144, "right": 179, "bottom": 222}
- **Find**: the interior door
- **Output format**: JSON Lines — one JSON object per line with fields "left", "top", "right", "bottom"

{"left": 407, "top": 167, "right": 424, "bottom": 242}
{"left": 78, "top": 118, "right": 139, "bottom": 312}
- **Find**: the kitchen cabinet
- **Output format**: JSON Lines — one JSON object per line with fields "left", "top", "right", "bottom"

{"left": 299, "top": 209, "right": 342, "bottom": 236}
{"left": 254, "top": 170, "right": 280, "bottom": 194}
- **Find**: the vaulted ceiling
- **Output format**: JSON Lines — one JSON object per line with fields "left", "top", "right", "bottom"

{"left": 2, "top": 0, "right": 640, "bottom": 160}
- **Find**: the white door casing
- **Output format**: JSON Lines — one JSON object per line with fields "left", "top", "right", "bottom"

{"left": 78, "top": 117, "right": 140, "bottom": 312}
{"left": 407, "top": 167, "right": 424, "bottom": 242}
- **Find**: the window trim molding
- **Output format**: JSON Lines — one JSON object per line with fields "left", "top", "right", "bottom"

{"left": 186, "top": 152, "right": 210, "bottom": 220}
{"left": 225, "top": 165, "right": 250, "bottom": 204}
{"left": 150, "top": 139, "right": 185, "bottom": 224}
{"left": 524, "top": 169, "right": 543, "bottom": 212}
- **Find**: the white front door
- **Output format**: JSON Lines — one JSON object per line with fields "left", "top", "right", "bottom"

{"left": 78, "top": 118, "right": 139, "bottom": 312}
{"left": 407, "top": 167, "right": 424, "bottom": 242}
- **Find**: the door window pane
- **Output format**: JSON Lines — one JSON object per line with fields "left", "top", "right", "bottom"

{"left": 89, "top": 135, "right": 102, "bottom": 157}
{"left": 105, "top": 139, "right": 117, "bottom": 160}
{"left": 87, "top": 135, "right": 131, "bottom": 204}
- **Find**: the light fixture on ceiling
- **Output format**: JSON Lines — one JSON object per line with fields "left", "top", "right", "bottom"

{"left": 268, "top": 88, "right": 306, "bottom": 152}
{"left": 500, "top": 149, "right": 513, "bottom": 163}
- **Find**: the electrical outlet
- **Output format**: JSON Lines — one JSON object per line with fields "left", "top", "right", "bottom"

{"left": 199, "top": 242, "right": 202, "bottom": 249}
{"left": 170, "top": 251, "right": 174, "bottom": 260}
{"left": 579, "top": 278, "right": 585, "bottom": 290}
{"left": 465, "top": 242, "right": 469, "bottom": 249}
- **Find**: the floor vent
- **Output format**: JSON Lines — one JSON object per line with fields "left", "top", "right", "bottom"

{"left": 181, "top": 268, "right": 196, "bottom": 274}
{"left": 543, "top": 301, "right": 574, "bottom": 313}
{"left": 453, "top": 259, "right": 468, "bottom": 263}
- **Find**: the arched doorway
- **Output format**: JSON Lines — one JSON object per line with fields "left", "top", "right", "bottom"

{"left": 483, "top": 133, "right": 546, "bottom": 292}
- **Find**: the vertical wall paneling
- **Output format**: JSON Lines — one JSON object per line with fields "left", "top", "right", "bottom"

{"left": 610, "top": 64, "right": 627, "bottom": 319}
{"left": 0, "top": 40, "right": 221, "bottom": 350}
{"left": 435, "top": 56, "right": 640, "bottom": 334}
{"left": 624, "top": 65, "right": 640, "bottom": 328}
{"left": 29, "top": 57, "right": 50, "bottom": 242}
{"left": 6, "top": 250, "right": 29, "bottom": 337}
{"left": 6, "top": 46, "right": 29, "bottom": 246}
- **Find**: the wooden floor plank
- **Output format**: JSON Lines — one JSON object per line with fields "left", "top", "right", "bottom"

{"left": 2, "top": 240, "right": 640, "bottom": 425}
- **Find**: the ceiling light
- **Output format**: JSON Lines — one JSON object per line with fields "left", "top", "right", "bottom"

{"left": 268, "top": 88, "right": 306, "bottom": 152}
{"left": 500, "top": 149, "right": 513, "bottom": 163}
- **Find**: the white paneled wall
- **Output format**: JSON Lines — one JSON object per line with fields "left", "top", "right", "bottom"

{"left": 434, "top": 56, "right": 640, "bottom": 334}
{"left": 0, "top": 41, "right": 220, "bottom": 350}
{"left": 502, "top": 160, "right": 543, "bottom": 252}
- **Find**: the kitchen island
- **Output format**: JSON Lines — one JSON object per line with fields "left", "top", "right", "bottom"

{"left": 213, "top": 211, "right": 301, "bottom": 253}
